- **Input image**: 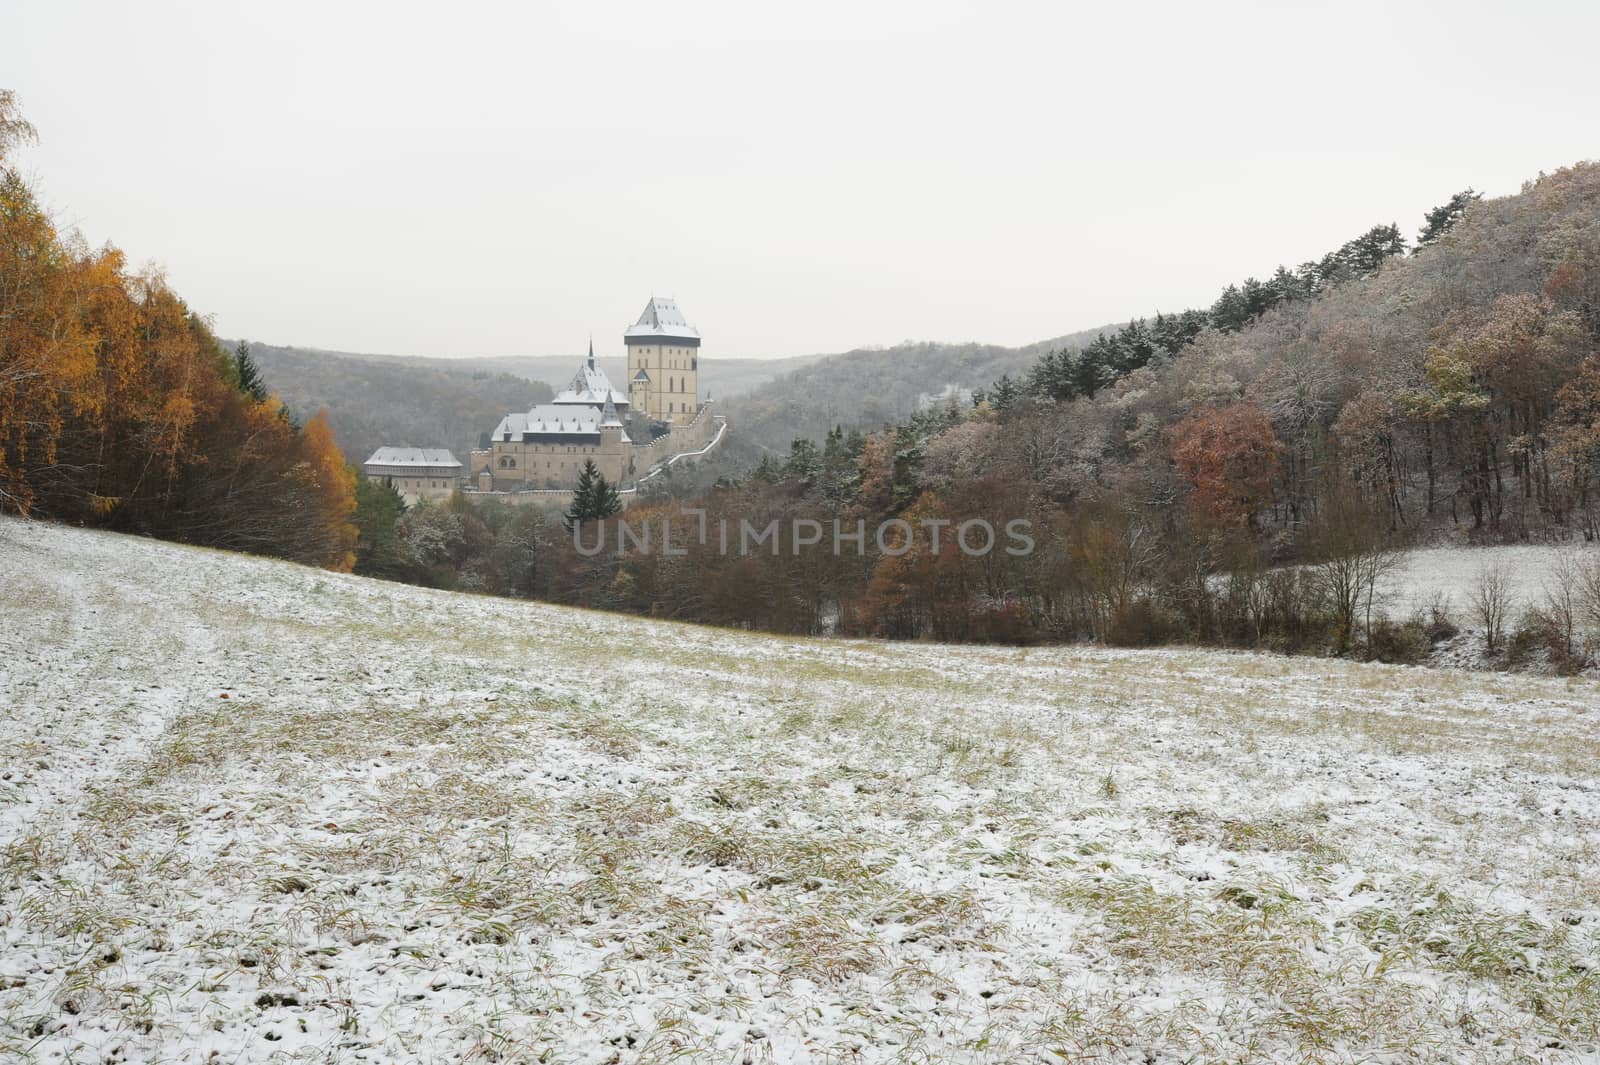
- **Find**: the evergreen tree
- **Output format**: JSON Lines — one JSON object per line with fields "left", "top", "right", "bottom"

{"left": 594, "top": 471, "right": 622, "bottom": 519}
{"left": 785, "top": 438, "right": 821, "bottom": 489}
{"left": 1211, "top": 284, "right": 1250, "bottom": 332}
{"left": 818, "top": 425, "right": 859, "bottom": 505}
{"left": 565, "top": 459, "right": 620, "bottom": 529}
{"left": 234, "top": 340, "right": 269, "bottom": 404}
{"left": 1027, "top": 348, "right": 1078, "bottom": 402}
{"left": 1416, "top": 189, "right": 1481, "bottom": 248}
{"left": 352, "top": 476, "right": 408, "bottom": 578}
{"left": 1347, "top": 223, "right": 1407, "bottom": 274}
{"left": 1239, "top": 278, "right": 1274, "bottom": 320}
{"left": 991, "top": 374, "right": 1019, "bottom": 413}
{"left": 749, "top": 453, "right": 784, "bottom": 485}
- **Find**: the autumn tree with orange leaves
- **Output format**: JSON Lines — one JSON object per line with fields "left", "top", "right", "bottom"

{"left": 1169, "top": 402, "right": 1284, "bottom": 527}
{"left": 0, "top": 94, "right": 356, "bottom": 569}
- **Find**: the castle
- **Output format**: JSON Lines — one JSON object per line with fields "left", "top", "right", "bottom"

{"left": 462, "top": 296, "right": 719, "bottom": 499}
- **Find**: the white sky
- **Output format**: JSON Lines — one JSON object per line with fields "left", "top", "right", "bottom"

{"left": 5, "top": 1, "right": 1598, "bottom": 360}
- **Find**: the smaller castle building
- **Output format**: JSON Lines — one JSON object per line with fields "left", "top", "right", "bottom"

{"left": 363, "top": 447, "right": 462, "bottom": 505}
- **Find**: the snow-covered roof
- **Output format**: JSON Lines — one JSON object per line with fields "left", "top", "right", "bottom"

{"left": 624, "top": 296, "right": 700, "bottom": 345}
{"left": 553, "top": 354, "right": 629, "bottom": 408}
{"left": 631, "top": 367, "right": 650, "bottom": 382}
{"left": 493, "top": 404, "right": 612, "bottom": 439}
{"left": 364, "top": 447, "right": 461, "bottom": 469}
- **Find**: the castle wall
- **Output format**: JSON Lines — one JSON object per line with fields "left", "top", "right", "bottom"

{"left": 364, "top": 466, "right": 461, "bottom": 506}
{"left": 476, "top": 431, "right": 629, "bottom": 491}
{"left": 463, "top": 404, "right": 722, "bottom": 510}
{"left": 631, "top": 401, "right": 717, "bottom": 470}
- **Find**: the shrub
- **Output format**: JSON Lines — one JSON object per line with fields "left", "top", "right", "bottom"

{"left": 1363, "top": 618, "right": 1432, "bottom": 664}
{"left": 1105, "top": 598, "right": 1184, "bottom": 647}
{"left": 930, "top": 598, "right": 1037, "bottom": 644}
{"left": 1508, "top": 609, "right": 1592, "bottom": 674}
{"left": 1425, "top": 604, "right": 1460, "bottom": 644}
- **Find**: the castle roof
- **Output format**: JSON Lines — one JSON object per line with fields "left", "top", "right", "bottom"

{"left": 631, "top": 367, "right": 650, "bottom": 382}
{"left": 492, "top": 404, "right": 630, "bottom": 443}
{"left": 364, "top": 447, "right": 461, "bottom": 470}
{"left": 553, "top": 349, "right": 628, "bottom": 408}
{"left": 624, "top": 296, "right": 700, "bottom": 345}
{"left": 494, "top": 404, "right": 602, "bottom": 439}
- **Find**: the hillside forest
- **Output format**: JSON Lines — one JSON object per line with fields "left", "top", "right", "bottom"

{"left": 244, "top": 343, "right": 554, "bottom": 469}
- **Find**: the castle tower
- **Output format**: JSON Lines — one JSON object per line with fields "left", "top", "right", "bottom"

{"left": 624, "top": 296, "right": 700, "bottom": 426}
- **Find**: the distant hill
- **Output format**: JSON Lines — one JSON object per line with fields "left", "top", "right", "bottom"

{"left": 720, "top": 326, "right": 1116, "bottom": 458}
{"left": 246, "top": 343, "right": 554, "bottom": 467}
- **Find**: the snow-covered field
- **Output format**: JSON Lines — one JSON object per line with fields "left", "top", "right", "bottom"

{"left": 2, "top": 517, "right": 1599, "bottom": 1064}
{"left": 1382, "top": 544, "right": 1600, "bottom": 616}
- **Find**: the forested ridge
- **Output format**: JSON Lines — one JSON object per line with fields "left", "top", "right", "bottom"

{"left": 381, "top": 164, "right": 1600, "bottom": 665}
{"left": 244, "top": 342, "right": 554, "bottom": 468}
{"left": 0, "top": 95, "right": 357, "bottom": 569}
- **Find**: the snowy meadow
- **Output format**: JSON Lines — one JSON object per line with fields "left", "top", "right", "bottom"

{"left": 1, "top": 517, "right": 1598, "bottom": 1063}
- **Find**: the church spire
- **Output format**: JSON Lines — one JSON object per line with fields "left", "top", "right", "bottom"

{"left": 587, "top": 334, "right": 594, "bottom": 368}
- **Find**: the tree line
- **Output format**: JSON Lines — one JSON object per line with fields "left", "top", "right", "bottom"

{"left": 0, "top": 94, "right": 356, "bottom": 569}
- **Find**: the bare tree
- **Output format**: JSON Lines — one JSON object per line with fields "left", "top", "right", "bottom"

{"left": 1543, "top": 549, "right": 1585, "bottom": 662}
{"left": 0, "top": 90, "right": 38, "bottom": 164}
{"left": 1310, "top": 494, "right": 1403, "bottom": 656}
{"left": 1577, "top": 552, "right": 1600, "bottom": 636}
{"left": 1469, "top": 557, "right": 1515, "bottom": 654}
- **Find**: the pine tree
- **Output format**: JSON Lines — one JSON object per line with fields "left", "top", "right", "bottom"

{"left": 749, "top": 454, "right": 783, "bottom": 485}
{"left": 991, "top": 374, "right": 1019, "bottom": 413}
{"left": 593, "top": 471, "right": 622, "bottom": 519}
{"left": 785, "top": 438, "right": 821, "bottom": 489}
{"left": 234, "top": 340, "right": 268, "bottom": 404}
{"left": 1211, "top": 284, "right": 1250, "bottom": 332}
{"left": 1416, "top": 189, "right": 1481, "bottom": 249}
{"left": 565, "top": 459, "right": 601, "bottom": 530}
{"left": 353, "top": 476, "right": 407, "bottom": 577}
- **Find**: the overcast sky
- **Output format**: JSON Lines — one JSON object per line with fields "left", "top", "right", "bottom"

{"left": 5, "top": 1, "right": 1598, "bottom": 361}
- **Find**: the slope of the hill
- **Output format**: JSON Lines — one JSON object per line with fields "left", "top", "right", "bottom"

{"left": 987, "top": 163, "right": 1600, "bottom": 545}
{"left": 722, "top": 326, "right": 1114, "bottom": 457}
{"left": 2, "top": 518, "right": 1598, "bottom": 1063}
{"left": 248, "top": 343, "right": 555, "bottom": 467}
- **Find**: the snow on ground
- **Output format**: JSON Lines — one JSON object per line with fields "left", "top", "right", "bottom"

{"left": 2, "top": 517, "right": 1599, "bottom": 1064}
{"left": 1382, "top": 543, "right": 1600, "bottom": 616}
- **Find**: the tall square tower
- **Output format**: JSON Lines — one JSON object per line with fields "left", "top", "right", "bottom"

{"left": 625, "top": 296, "right": 700, "bottom": 426}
